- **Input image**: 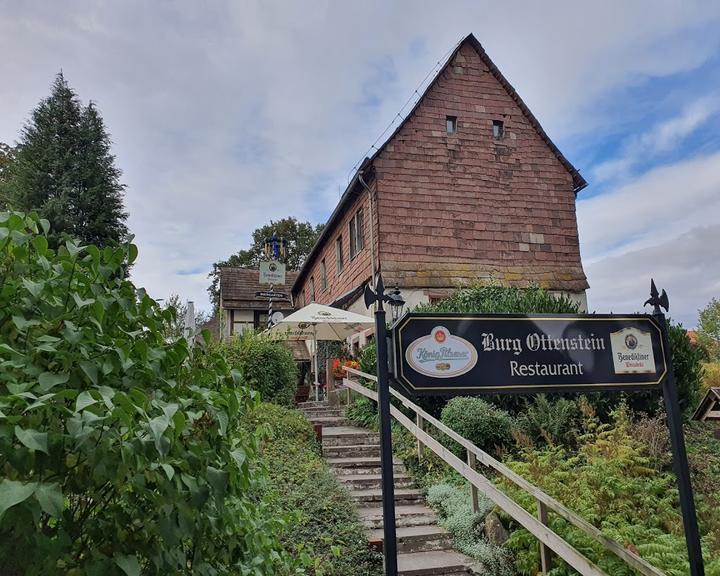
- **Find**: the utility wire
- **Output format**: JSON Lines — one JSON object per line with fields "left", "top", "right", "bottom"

{"left": 346, "top": 36, "right": 463, "bottom": 184}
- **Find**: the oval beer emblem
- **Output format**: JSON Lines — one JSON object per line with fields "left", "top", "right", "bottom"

{"left": 406, "top": 326, "right": 478, "bottom": 378}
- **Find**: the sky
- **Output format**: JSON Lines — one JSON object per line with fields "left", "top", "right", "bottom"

{"left": 1, "top": 1, "right": 719, "bottom": 327}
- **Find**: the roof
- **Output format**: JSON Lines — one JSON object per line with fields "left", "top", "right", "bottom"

{"left": 220, "top": 267, "right": 298, "bottom": 310}
{"left": 293, "top": 33, "right": 587, "bottom": 293}
{"left": 692, "top": 388, "right": 720, "bottom": 421}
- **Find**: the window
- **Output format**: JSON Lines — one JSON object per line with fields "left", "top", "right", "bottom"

{"left": 336, "top": 236, "right": 344, "bottom": 274}
{"left": 356, "top": 208, "right": 364, "bottom": 251}
{"left": 320, "top": 259, "right": 327, "bottom": 291}
{"left": 446, "top": 115, "right": 457, "bottom": 134}
{"left": 349, "top": 209, "right": 364, "bottom": 259}
{"left": 492, "top": 120, "right": 504, "bottom": 140}
{"left": 309, "top": 277, "right": 315, "bottom": 302}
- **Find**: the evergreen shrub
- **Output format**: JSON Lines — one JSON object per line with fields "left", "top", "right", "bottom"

{"left": 441, "top": 397, "right": 514, "bottom": 457}
{"left": 218, "top": 331, "right": 298, "bottom": 406}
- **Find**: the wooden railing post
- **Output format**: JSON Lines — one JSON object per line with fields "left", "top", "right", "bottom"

{"left": 468, "top": 451, "right": 479, "bottom": 514}
{"left": 537, "top": 499, "right": 553, "bottom": 574}
{"left": 416, "top": 413, "right": 424, "bottom": 460}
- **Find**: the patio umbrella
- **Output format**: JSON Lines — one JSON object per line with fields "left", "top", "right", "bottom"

{"left": 269, "top": 303, "right": 374, "bottom": 400}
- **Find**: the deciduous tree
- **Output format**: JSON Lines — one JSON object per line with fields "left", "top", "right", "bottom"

{"left": 208, "top": 216, "right": 324, "bottom": 307}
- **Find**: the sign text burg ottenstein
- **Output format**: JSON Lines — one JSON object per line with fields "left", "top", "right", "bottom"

{"left": 392, "top": 314, "right": 667, "bottom": 396}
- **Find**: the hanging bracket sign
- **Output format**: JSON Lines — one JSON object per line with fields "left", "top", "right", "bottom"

{"left": 391, "top": 313, "right": 668, "bottom": 396}
{"left": 259, "top": 260, "right": 286, "bottom": 285}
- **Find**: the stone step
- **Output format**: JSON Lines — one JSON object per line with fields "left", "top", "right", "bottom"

{"left": 327, "top": 456, "right": 404, "bottom": 475}
{"left": 335, "top": 472, "right": 414, "bottom": 490}
{"left": 358, "top": 504, "right": 438, "bottom": 529}
{"left": 302, "top": 407, "right": 344, "bottom": 417}
{"left": 297, "top": 401, "right": 330, "bottom": 409}
{"left": 323, "top": 443, "right": 380, "bottom": 458}
{"left": 350, "top": 487, "right": 424, "bottom": 506}
{"left": 369, "top": 524, "right": 452, "bottom": 554}
{"left": 322, "top": 427, "right": 379, "bottom": 447}
{"left": 306, "top": 415, "right": 348, "bottom": 427}
{"left": 397, "top": 550, "right": 473, "bottom": 576}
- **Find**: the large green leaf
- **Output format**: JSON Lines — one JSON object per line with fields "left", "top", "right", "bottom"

{"left": 15, "top": 425, "right": 49, "bottom": 454}
{"left": 75, "top": 390, "right": 98, "bottom": 412}
{"left": 38, "top": 371, "right": 69, "bottom": 392}
{"left": 0, "top": 479, "right": 37, "bottom": 518}
{"left": 79, "top": 360, "right": 99, "bottom": 385}
{"left": 115, "top": 555, "right": 140, "bottom": 576}
{"left": 34, "top": 482, "right": 64, "bottom": 517}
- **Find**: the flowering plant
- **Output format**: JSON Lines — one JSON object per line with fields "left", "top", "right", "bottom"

{"left": 332, "top": 358, "right": 360, "bottom": 379}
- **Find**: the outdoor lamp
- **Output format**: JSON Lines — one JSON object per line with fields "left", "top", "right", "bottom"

{"left": 388, "top": 285, "right": 405, "bottom": 323}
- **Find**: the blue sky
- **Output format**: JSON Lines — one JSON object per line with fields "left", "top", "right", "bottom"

{"left": 1, "top": 1, "right": 719, "bottom": 327}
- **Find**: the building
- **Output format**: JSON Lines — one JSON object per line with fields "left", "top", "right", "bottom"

{"left": 218, "top": 267, "right": 297, "bottom": 338}
{"left": 292, "top": 33, "right": 589, "bottom": 317}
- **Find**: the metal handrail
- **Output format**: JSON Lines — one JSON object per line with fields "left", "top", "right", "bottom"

{"left": 342, "top": 366, "right": 666, "bottom": 576}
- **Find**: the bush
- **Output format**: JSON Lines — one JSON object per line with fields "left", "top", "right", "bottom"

{"left": 415, "top": 283, "right": 581, "bottom": 315}
{"left": 218, "top": 330, "right": 298, "bottom": 406}
{"left": 515, "top": 395, "right": 581, "bottom": 447}
{"left": 243, "top": 402, "right": 382, "bottom": 576}
{"left": 701, "top": 362, "right": 720, "bottom": 394}
{"left": 0, "top": 212, "right": 291, "bottom": 575}
{"left": 501, "top": 405, "right": 720, "bottom": 575}
{"left": 441, "top": 397, "right": 514, "bottom": 457}
{"left": 426, "top": 483, "right": 513, "bottom": 576}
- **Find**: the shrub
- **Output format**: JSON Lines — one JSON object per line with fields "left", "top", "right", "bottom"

{"left": 0, "top": 212, "right": 291, "bottom": 575}
{"left": 441, "top": 397, "right": 514, "bottom": 457}
{"left": 243, "top": 402, "right": 382, "bottom": 576}
{"left": 426, "top": 483, "right": 513, "bottom": 576}
{"left": 515, "top": 395, "right": 581, "bottom": 447}
{"left": 501, "top": 405, "right": 720, "bottom": 575}
{"left": 415, "top": 283, "right": 581, "bottom": 315}
{"left": 701, "top": 362, "right": 720, "bottom": 394}
{"left": 218, "top": 330, "right": 298, "bottom": 406}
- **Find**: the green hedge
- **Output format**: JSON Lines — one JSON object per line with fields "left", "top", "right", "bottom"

{"left": 0, "top": 212, "right": 291, "bottom": 575}
{"left": 218, "top": 331, "right": 298, "bottom": 406}
{"left": 243, "top": 403, "right": 382, "bottom": 576}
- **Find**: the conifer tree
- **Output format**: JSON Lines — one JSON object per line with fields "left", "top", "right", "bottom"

{"left": 2, "top": 73, "right": 128, "bottom": 246}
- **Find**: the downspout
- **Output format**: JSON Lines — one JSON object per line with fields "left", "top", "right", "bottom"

{"left": 357, "top": 170, "right": 377, "bottom": 288}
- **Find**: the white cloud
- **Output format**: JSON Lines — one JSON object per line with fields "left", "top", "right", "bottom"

{"left": 585, "top": 225, "right": 720, "bottom": 327}
{"left": 593, "top": 96, "right": 720, "bottom": 182}
{"left": 578, "top": 152, "right": 720, "bottom": 263}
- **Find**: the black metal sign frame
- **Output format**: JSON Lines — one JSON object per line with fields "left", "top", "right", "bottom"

{"left": 391, "top": 313, "right": 667, "bottom": 396}
{"left": 383, "top": 285, "right": 704, "bottom": 576}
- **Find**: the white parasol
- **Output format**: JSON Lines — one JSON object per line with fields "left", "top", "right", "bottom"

{"left": 269, "top": 303, "right": 374, "bottom": 400}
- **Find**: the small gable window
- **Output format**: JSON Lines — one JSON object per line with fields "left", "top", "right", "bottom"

{"left": 320, "top": 259, "right": 327, "bottom": 291}
{"left": 493, "top": 120, "right": 504, "bottom": 140}
{"left": 446, "top": 115, "right": 457, "bottom": 134}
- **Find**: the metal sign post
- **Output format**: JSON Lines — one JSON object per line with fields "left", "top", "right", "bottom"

{"left": 364, "top": 275, "right": 398, "bottom": 576}
{"left": 646, "top": 282, "right": 704, "bottom": 576}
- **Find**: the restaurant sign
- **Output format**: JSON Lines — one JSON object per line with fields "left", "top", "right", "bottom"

{"left": 391, "top": 313, "right": 668, "bottom": 395}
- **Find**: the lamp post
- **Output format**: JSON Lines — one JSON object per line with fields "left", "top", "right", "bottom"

{"left": 363, "top": 275, "right": 404, "bottom": 576}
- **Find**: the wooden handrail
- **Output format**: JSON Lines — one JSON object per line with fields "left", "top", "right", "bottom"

{"left": 342, "top": 367, "right": 666, "bottom": 576}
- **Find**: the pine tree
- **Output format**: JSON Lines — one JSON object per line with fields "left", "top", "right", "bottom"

{"left": 3, "top": 73, "right": 128, "bottom": 247}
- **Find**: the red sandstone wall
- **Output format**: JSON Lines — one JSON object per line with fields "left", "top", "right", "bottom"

{"left": 374, "top": 43, "right": 588, "bottom": 292}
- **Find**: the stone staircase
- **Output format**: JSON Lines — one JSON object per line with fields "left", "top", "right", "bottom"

{"left": 299, "top": 401, "right": 475, "bottom": 576}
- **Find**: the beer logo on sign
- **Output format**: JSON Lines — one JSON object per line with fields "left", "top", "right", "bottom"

{"left": 406, "top": 326, "right": 478, "bottom": 378}
{"left": 611, "top": 328, "right": 656, "bottom": 374}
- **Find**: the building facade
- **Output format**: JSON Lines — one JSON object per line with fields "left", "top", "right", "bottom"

{"left": 219, "top": 267, "right": 297, "bottom": 339}
{"left": 293, "top": 34, "right": 589, "bottom": 316}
